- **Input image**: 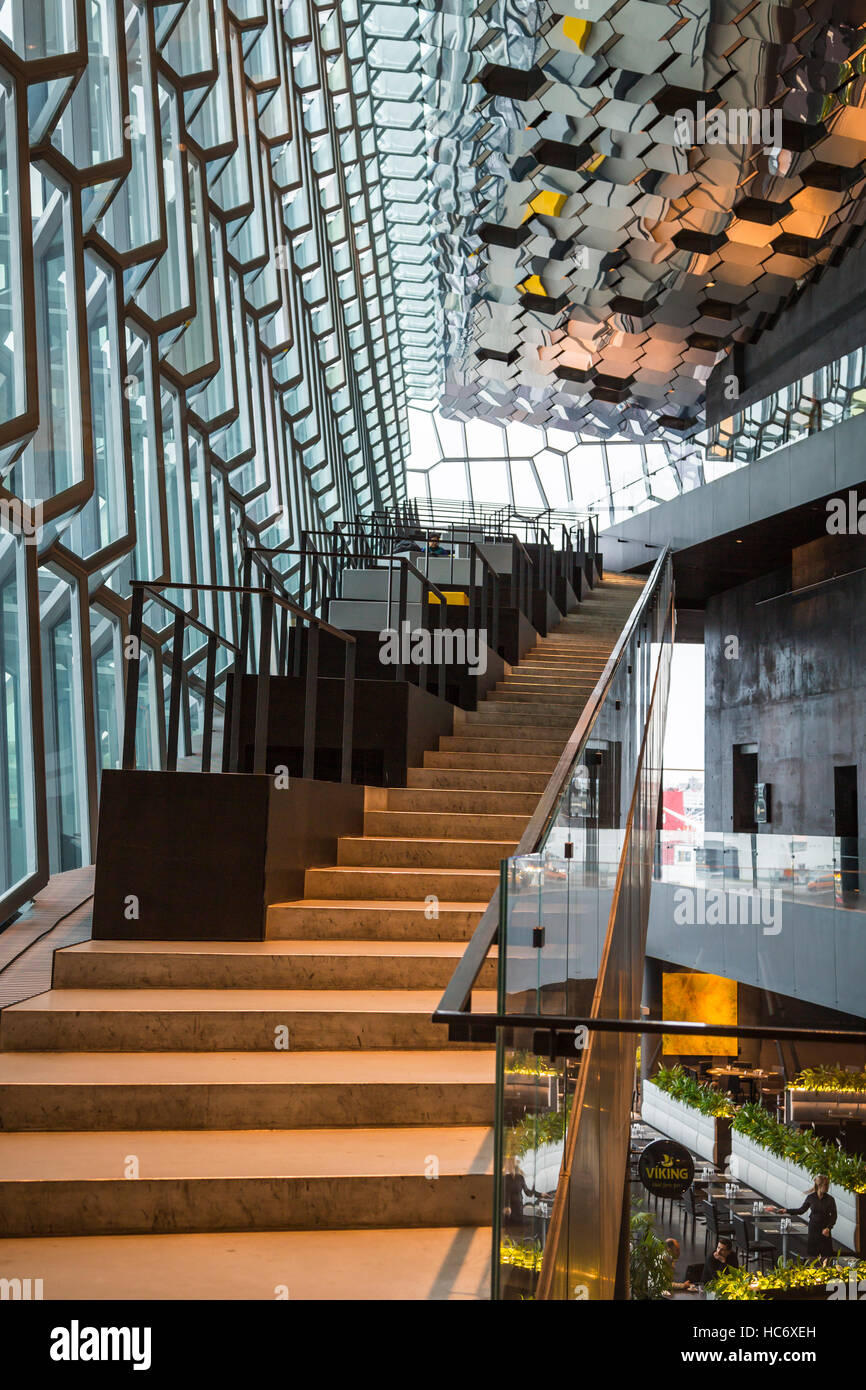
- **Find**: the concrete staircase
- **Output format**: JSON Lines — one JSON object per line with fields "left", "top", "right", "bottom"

{"left": 0, "top": 574, "right": 643, "bottom": 1300}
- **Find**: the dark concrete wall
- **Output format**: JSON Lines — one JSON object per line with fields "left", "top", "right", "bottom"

{"left": 705, "top": 537, "right": 866, "bottom": 837}
{"left": 92, "top": 772, "right": 365, "bottom": 940}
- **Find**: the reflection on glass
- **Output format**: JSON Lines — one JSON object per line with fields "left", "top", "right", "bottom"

{"left": 0, "top": 0, "right": 77, "bottom": 60}
{"left": 39, "top": 570, "right": 88, "bottom": 872}
{"left": 0, "top": 530, "right": 36, "bottom": 895}
{"left": 494, "top": 559, "right": 674, "bottom": 1298}
{"left": 91, "top": 607, "right": 121, "bottom": 786}
{"left": 0, "top": 72, "right": 25, "bottom": 430}
{"left": 10, "top": 170, "right": 83, "bottom": 505}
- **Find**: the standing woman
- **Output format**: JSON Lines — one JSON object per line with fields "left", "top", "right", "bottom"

{"left": 777, "top": 1175, "right": 837, "bottom": 1261}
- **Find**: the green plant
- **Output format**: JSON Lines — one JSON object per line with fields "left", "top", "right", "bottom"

{"left": 505, "top": 1049, "right": 559, "bottom": 1078}
{"left": 709, "top": 1258, "right": 866, "bottom": 1301}
{"left": 500, "top": 1237, "right": 543, "bottom": 1272}
{"left": 732, "top": 1101, "right": 866, "bottom": 1194}
{"left": 508, "top": 1097, "right": 573, "bottom": 1159}
{"left": 650, "top": 1064, "right": 736, "bottom": 1118}
{"left": 629, "top": 1207, "right": 673, "bottom": 1300}
{"left": 791, "top": 1064, "right": 866, "bottom": 1094}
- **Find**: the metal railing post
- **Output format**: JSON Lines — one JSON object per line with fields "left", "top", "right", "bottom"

{"left": 121, "top": 585, "right": 145, "bottom": 771}
{"left": 253, "top": 588, "right": 273, "bottom": 775}
{"left": 200, "top": 633, "right": 217, "bottom": 773}
{"left": 435, "top": 579, "right": 446, "bottom": 701}
{"left": 165, "top": 611, "right": 185, "bottom": 772}
{"left": 226, "top": 554, "right": 252, "bottom": 771}
{"left": 341, "top": 639, "right": 355, "bottom": 784}
{"left": 303, "top": 620, "right": 319, "bottom": 780}
{"left": 396, "top": 559, "right": 407, "bottom": 684}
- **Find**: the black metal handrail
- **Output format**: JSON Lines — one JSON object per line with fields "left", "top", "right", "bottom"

{"left": 504, "top": 533, "right": 534, "bottom": 618}
{"left": 432, "top": 545, "right": 673, "bottom": 1040}
{"left": 122, "top": 579, "right": 356, "bottom": 783}
{"left": 383, "top": 553, "right": 450, "bottom": 699}
{"left": 121, "top": 584, "right": 241, "bottom": 777}
{"left": 467, "top": 541, "right": 501, "bottom": 656}
{"left": 249, "top": 545, "right": 456, "bottom": 699}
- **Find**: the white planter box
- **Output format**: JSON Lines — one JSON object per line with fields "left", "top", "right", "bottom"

{"left": 641, "top": 1080, "right": 729, "bottom": 1166}
{"left": 730, "top": 1131, "right": 862, "bottom": 1253}
{"left": 521, "top": 1140, "right": 563, "bottom": 1196}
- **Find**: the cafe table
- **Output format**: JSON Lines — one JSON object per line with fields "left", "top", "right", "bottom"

{"left": 705, "top": 1067, "right": 767, "bottom": 1101}
{"left": 750, "top": 1213, "right": 805, "bottom": 1262}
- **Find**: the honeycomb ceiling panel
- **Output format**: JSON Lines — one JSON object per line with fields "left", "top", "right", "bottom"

{"left": 365, "top": 0, "right": 866, "bottom": 445}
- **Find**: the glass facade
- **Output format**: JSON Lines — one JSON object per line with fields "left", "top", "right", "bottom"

{"left": 4, "top": 2, "right": 866, "bottom": 918}
{"left": 404, "top": 402, "right": 703, "bottom": 528}
{"left": 0, "top": 2, "right": 408, "bottom": 918}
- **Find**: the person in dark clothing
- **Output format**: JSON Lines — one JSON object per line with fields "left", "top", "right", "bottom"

{"left": 702, "top": 1238, "right": 738, "bottom": 1286}
{"left": 770, "top": 1174, "right": 837, "bottom": 1260}
{"left": 664, "top": 1238, "right": 695, "bottom": 1291}
{"left": 425, "top": 531, "right": 450, "bottom": 556}
{"left": 502, "top": 1156, "right": 536, "bottom": 1232}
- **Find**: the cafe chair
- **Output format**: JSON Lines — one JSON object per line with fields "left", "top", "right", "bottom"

{"left": 701, "top": 1200, "right": 735, "bottom": 1257}
{"left": 681, "top": 1187, "right": 705, "bottom": 1245}
{"left": 760, "top": 1085, "right": 785, "bottom": 1121}
{"left": 731, "top": 1212, "right": 775, "bottom": 1273}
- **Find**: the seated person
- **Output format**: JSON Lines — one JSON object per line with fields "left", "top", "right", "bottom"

{"left": 701, "top": 1237, "right": 738, "bottom": 1286}
{"left": 425, "top": 531, "right": 450, "bottom": 556}
{"left": 664, "top": 1237, "right": 695, "bottom": 1292}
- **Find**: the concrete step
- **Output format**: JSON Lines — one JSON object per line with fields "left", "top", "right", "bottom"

{"left": 304, "top": 864, "right": 499, "bottom": 902}
{"left": 385, "top": 787, "right": 539, "bottom": 815}
{"left": 464, "top": 706, "right": 578, "bottom": 728}
{"left": 364, "top": 808, "right": 528, "bottom": 840}
{"left": 526, "top": 640, "right": 617, "bottom": 649}
{"left": 0, "top": 1049, "right": 494, "bottom": 1130}
{"left": 447, "top": 721, "right": 572, "bottom": 740}
{"left": 499, "top": 679, "right": 598, "bottom": 692}
{"left": 438, "top": 735, "right": 568, "bottom": 755}
{"left": 406, "top": 766, "right": 551, "bottom": 791}
{"left": 266, "top": 899, "right": 484, "bottom": 941}
{"left": 464, "top": 707, "right": 578, "bottom": 728}
{"left": 336, "top": 835, "right": 516, "bottom": 870}
{"left": 500, "top": 670, "right": 602, "bottom": 681}
{"left": 517, "top": 659, "right": 610, "bottom": 671}
{"left": 0, "top": 988, "right": 497, "bottom": 1052}
{"left": 52, "top": 940, "right": 497, "bottom": 992}
{"left": 0, "top": 1126, "right": 494, "bottom": 1237}
{"left": 487, "top": 689, "right": 586, "bottom": 706}
{"left": 495, "top": 680, "right": 598, "bottom": 692}
{"left": 421, "top": 750, "right": 559, "bottom": 772}
{"left": 502, "top": 668, "right": 605, "bottom": 679}
{"left": 0, "top": 1226, "right": 492, "bottom": 1300}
